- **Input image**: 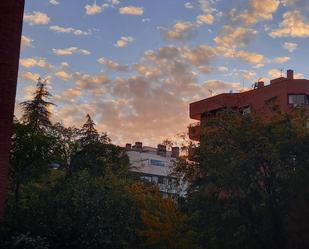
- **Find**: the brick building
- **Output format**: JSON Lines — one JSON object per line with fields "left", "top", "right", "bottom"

{"left": 189, "top": 70, "right": 309, "bottom": 141}
{"left": 0, "top": 0, "right": 25, "bottom": 217}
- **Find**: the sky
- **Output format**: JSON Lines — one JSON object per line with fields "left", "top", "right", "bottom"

{"left": 17, "top": 0, "right": 309, "bottom": 146}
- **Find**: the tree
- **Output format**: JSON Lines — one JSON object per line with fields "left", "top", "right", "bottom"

{"left": 78, "top": 114, "right": 110, "bottom": 147}
{"left": 20, "top": 78, "right": 54, "bottom": 131}
{"left": 2, "top": 171, "right": 139, "bottom": 249}
{"left": 128, "top": 182, "right": 196, "bottom": 249}
{"left": 9, "top": 118, "right": 56, "bottom": 209}
{"left": 50, "top": 123, "right": 80, "bottom": 168}
{"left": 180, "top": 109, "right": 309, "bottom": 249}
{"left": 69, "top": 143, "right": 131, "bottom": 178}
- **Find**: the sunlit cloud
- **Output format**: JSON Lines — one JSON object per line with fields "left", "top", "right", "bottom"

{"left": 270, "top": 11, "right": 309, "bottom": 38}
{"left": 85, "top": 2, "right": 105, "bottom": 15}
{"left": 98, "top": 57, "right": 129, "bottom": 71}
{"left": 114, "top": 36, "right": 134, "bottom": 47}
{"left": 21, "top": 35, "right": 33, "bottom": 49}
{"left": 55, "top": 71, "right": 72, "bottom": 81}
{"left": 20, "top": 57, "right": 53, "bottom": 70}
{"left": 50, "top": 25, "right": 91, "bottom": 36}
{"left": 119, "top": 6, "right": 144, "bottom": 15}
{"left": 52, "top": 47, "right": 91, "bottom": 56}
{"left": 159, "top": 21, "right": 196, "bottom": 40}
{"left": 24, "top": 11, "right": 50, "bottom": 25}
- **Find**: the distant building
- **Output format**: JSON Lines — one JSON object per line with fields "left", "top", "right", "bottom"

{"left": 189, "top": 69, "right": 309, "bottom": 141}
{"left": 125, "top": 142, "right": 187, "bottom": 198}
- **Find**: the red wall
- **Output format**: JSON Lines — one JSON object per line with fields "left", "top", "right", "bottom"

{"left": 0, "top": 0, "right": 25, "bottom": 218}
{"left": 190, "top": 78, "right": 309, "bottom": 121}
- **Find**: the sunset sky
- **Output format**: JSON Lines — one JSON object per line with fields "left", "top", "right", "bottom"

{"left": 17, "top": 0, "right": 309, "bottom": 146}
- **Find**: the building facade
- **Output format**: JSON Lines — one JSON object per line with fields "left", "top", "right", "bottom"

{"left": 126, "top": 142, "right": 186, "bottom": 197}
{"left": 189, "top": 70, "right": 309, "bottom": 141}
{"left": 0, "top": 0, "right": 25, "bottom": 218}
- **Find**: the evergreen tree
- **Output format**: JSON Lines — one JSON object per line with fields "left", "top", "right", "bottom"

{"left": 20, "top": 78, "right": 54, "bottom": 130}
{"left": 78, "top": 114, "right": 110, "bottom": 147}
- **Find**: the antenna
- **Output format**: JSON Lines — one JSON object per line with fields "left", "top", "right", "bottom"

{"left": 279, "top": 68, "right": 284, "bottom": 77}
{"left": 207, "top": 89, "right": 214, "bottom": 96}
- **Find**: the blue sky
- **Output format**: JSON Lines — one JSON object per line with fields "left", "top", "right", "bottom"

{"left": 17, "top": 0, "right": 309, "bottom": 145}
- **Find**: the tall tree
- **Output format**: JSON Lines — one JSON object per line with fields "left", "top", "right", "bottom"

{"left": 20, "top": 78, "right": 54, "bottom": 131}
{"left": 180, "top": 109, "right": 309, "bottom": 249}
{"left": 78, "top": 114, "right": 110, "bottom": 147}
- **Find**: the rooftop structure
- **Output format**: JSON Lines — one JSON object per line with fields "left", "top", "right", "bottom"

{"left": 189, "top": 70, "right": 309, "bottom": 141}
{"left": 125, "top": 142, "right": 186, "bottom": 198}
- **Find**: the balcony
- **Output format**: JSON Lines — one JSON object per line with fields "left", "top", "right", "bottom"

{"left": 188, "top": 122, "right": 201, "bottom": 141}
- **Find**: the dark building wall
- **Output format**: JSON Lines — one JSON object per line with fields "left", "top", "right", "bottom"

{"left": 0, "top": 0, "right": 25, "bottom": 218}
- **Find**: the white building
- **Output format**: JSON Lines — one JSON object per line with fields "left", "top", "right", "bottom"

{"left": 126, "top": 142, "right": 187, "bottom": 198}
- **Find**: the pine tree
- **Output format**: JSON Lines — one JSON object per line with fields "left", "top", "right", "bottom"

{"left": 20, "top": 78, "right": 54, "bottom": 130}
{"left": 79, "top": 114, "right": 100, "bottom": 146}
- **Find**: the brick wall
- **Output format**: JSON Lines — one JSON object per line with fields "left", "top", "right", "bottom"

{"left": 0, "top": 0, "right": 25, "bottom": 218}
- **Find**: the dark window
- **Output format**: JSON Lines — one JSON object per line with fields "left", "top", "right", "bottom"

{"left": 158, "top": 176, "right": 164, "bottom": 184}
{"left": 150, "top": 159, "right": 165, "bottom": 167}
{"left": 288, "top": 94, "right": 309, "bottom": 105}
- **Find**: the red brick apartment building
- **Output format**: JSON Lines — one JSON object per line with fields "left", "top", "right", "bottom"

{"left": 189, "top": 70, "right": 309, "bottom": 141}
{"left": 0, "top": 0, "right": 25, "bottom": 217}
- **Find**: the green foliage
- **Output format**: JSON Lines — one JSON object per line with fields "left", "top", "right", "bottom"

{"left": 3, "top": 171, "right": 138, "bottom": 249}
{"left": 183, "top": 109, "right": 309, "bottom": 249}
{"left": 69, "top": 143, "right": 131, "bottom": 178}
{"left": 20, "top": 78, "right": 54, "bottom": 130}
{"left": 78, "top": 114, "right": 110, "bottom": 147}
{"left": 9, "top": 119, "right": 57, "bottom": 209}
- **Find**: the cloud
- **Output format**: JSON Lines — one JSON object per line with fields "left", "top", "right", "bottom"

{"left": 20, "top": 57, "right": 53, "bottom": 70}
{"left": 85, "top": 2, "right": 104, "bottom": 15}
{"left": 214, "top": 26, "right": 257, "bottom": 49}
{"left": 20, "top": 71, "right": 40, "bottom": 83}
{"left": 272, "top": 56, "right": 290, "bottom": 63}
{"left": 119, "top": 6, "right": 144, "bottom": 15}
{"left": 114, "top": 36, "right": 134, "bottom": 47}
{"left": 196, "top": 15, "right": 214, "bottom": 25}
{"left": 55, "top": 71, "right": 72, "bottom": 81}
{"left": 21, "top": 35, "right": 33, "bottom": 49}
{"left": 49, "top": 25, "right": 91, "bottom": 36}
{"left": 218, "top": 66, "right": 229, "bottom": 73}
{"left": 268, "top": 69, "right": 282, "bottom": 78}
{"left": 52, "top": 44, "right": 247, "bottom": 145}
{"left": 203, "top": 80, "right": 241, "bottom": 93}
{"left": 198, "top": 0, "right": 215, "bottom": 14}
{"left": 52, "top": 47, "right": 91, "bottom": 56}
{"left": 73, "top": 72, "right": 110, "bottom": 90}
{"left": 270, "top": 11, "right": 309, "bottom": 38}
{"left": 24, "top": 11, "right": 50, "bottom": 25}
{"left": 282, "top": 42, "right": 298, "bottom": 52}
{"left": 49, "top": 0, "right": 59, "bottom": 5}
{"left": 159, "top": 21, "right": 196, "bottom": 40}
{"left": 98, "top": 57, "right": 129, "bottom": 71}
{"left": 230, "top": 0, "right": 279, "bottom": 25}
{"left": 185, "top": 2, "right": 194, "bottom": 9}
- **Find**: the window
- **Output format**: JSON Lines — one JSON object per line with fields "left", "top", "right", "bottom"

{"left": 158, "top": 176, "right": 164, "bottom": 184}
{"left": 288, "top": 94, "right": 309, "bottom": 105}
{"left": 150, "top": 159, "right": 165, "bottom": 167}
{"left": 241, "top": 106, "right": 251, "bottom": 115}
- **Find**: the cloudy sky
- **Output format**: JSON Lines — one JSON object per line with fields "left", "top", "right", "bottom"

{"left": 18, "top": 0, "right": 309, "bottom": 146}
